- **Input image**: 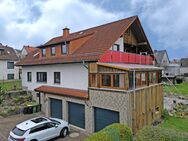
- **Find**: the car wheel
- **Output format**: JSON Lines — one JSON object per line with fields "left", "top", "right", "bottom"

{"left": 60, "top": 127, "right": 68, "bottom": 138}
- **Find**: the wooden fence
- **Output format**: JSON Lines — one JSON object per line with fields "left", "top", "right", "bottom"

{"left": 128, "top": 84, "right": 163, "bottom": 133}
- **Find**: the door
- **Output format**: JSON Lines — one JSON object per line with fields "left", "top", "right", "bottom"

{"left": 68, "top": 102, "right": 85, "bottom": 129}
{"left": 50, "top": 98, "right": 62, "bottom": 119}
{"left": 94, "top": 107, "right": 119, "bottom": 132}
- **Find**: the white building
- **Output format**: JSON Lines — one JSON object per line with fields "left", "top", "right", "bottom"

{"left": 0, "top": 43, "right": 19, "bottom": 80}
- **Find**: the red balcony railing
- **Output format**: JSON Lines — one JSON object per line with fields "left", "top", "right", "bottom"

{"left": 99, "top": 50, "right": 154, "bottom": 65}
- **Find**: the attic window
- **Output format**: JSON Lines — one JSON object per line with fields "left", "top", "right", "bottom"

{"left": 61, "top": 42, "right": 68, "bottom": 55}
{"left": 42, "top": 48, "right": 46, "bottom": 57}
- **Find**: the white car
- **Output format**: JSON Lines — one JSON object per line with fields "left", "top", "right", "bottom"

{"left": 8, "top": 117, "right": 70, "bottom": 141}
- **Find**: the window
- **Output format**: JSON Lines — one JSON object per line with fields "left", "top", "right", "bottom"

{"left": 141, "top": 73, "right": 146, "bottom": 85}
{"left": 112, "top": 44, "right": 120, "bottom": 51}
{"left": 61, "top": 44, "right": 68, "bottom": 54}
{"left": 51, "top": 47, "right": 56, "bottom": 56}
{"left": 153, "top": 72, "right": 157, "bottom": 83}
{"left": 7, "top": 74, "right": 14, "bottom": 80}
{"left": 37, "top": 72, "right": 47, "bottom": 82}
{"left": 149, "top": 72, "right": 153, "bottom": 84}
{"left": 136, "top": 73, "right": 141, "bottom": 87}
{"left": 7, "top": 61, "right": 14, "bottom": 69}
{"left": 89, "top": 74, "right": 97, "bottom": 87}
{"left": 100, "top": 73, "right": 125, "bottom": 89}
{"left": 42, "top": 48, "right": 46, "bottom": 57}
{"left": 27, "top": 72, "right": 32, "bottom": 82}
{"left": 54, "top": 72, "right": 60, "bottom": 84}
{"left": 29, "top": 123, "right": 51, "bottom": 134}
{"left": 12, "top": 127, "right": 26, "bottom": 136}
{"left": 101, "top": 74, "right": 111, "bottom": 87}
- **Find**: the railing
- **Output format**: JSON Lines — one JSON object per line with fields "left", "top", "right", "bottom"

{"left": 99, "top": 50, "right": 154, "bottom": 65}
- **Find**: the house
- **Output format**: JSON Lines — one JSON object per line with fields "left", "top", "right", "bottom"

{"left": 16, "top": 16, "right": 163, "bottom": 133}
{"left": 180, "top": 58, "right": 188, "bottom": 81}
{"left": 21, "top": 45, "right": 37, "bottom": 58}
{"left": 154, "top": 50, "right": 170, "bottom": 75}
{"left": 154, "top": 50, "right": 181, "bottom": 84}
{"left": 0, "top": 43, "right": 20, "bottom": 80}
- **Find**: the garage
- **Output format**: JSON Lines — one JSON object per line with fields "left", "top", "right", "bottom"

{"left": 50, "top": 98, "right": 62, "bottom": 119}
{"left": 94, "top": 107, "right": 119, "bottom": 132}
{"left": 68, "top": 102, "right": 85, "bottom": 129}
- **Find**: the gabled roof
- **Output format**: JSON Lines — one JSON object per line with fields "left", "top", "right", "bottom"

{"left": 154, "top": 50, "right": 169, "bottom": 65}
{"left": 0, "top": 44, "right": 19, "bottom": 60}
{"left": 16, "top": 16, "right": 153, "bottom": 66}
{"left": 23, "top": 46, "right": 37, "bottom": 53}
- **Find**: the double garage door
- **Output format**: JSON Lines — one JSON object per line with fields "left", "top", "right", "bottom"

{"left": 50, "top": 98, "right": 119, "bottom": 131}
{"left": 50, "top": 99, "right": 85, "bottom": 129}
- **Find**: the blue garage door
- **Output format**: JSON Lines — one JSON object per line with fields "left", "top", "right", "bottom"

{"left": 50, "top": 98, "right": 62, "bottom": 119}
{"left": 94, "top": 107, "right": 119, "bottom": 132}
{"left": 68, "top": 102, "right": 85, "bottom": 129}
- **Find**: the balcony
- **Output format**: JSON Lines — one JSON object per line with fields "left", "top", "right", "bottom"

{"left": 99, "top": 50, "right": 154, "bottom": 65}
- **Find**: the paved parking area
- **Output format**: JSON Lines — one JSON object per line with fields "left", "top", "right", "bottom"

{"left": 0, "top": 113, "right": 88, "bottom": 141}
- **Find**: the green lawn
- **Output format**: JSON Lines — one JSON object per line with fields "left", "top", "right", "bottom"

{"left": 160, "top": 116, "right": 188, "bottom": 132}
{"left": 0, "top": 80, "right": 22, "bottom": 91}
{"left": 163, "top": 82, "right": 188, "bottom": 96}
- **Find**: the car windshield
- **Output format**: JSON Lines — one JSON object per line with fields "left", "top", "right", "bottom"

{"left": 12, "top": 127, "right": 26, "bottom": 136}
{"left": 49, "top": 118, "right": 61, "bottom": 125}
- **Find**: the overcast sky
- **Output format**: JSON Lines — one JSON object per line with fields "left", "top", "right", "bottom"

{"left": 0, "top": 0, "right": 187, "bottom": 59}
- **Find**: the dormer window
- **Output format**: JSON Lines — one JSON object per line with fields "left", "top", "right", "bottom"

{"left": 51, "top": 47, "right": 56, "bottom": 56}
{"left": 112, "top": 44, "right": 120, "bottom": 51}
{"left": 61, "top": 42, "right": 68, "bottom": 55}
{"left": 42, "top": 48, "right": 46, "bottom": 57}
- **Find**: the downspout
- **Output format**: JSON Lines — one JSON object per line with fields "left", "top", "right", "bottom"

{"left": 82, "top": 60, "right": 88, "bottom": 69}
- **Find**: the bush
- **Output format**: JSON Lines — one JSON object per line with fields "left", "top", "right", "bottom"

{"left": 85, "top": 123, "right": 132, "bottom": 141}
{"left": 134, "top": 126, "right": 188, "bottom": 141}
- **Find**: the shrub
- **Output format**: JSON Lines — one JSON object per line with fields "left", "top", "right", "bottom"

{"left": 134, "top": 126, "right": 188, "bottom": 141}
{"left": 85, "top": 123, "right": 132, "bottom": 141}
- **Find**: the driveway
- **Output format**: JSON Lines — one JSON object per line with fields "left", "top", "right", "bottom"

{"left": 0, "top": 113, "right": 88, "bottom": 141}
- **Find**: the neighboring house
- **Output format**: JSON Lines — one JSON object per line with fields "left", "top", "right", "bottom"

{"left": 180, "top": 58, "right": 188, "bottom": 81}
{"left": 154, "top": 50, "right": 170, "bottom": 75}
{"left": 0, "top": 43, "right": 19, "bottom": 80}
{"left": 16, "top": 16, "right": 163, "bottom": 133}
{"left": 21, "top": 45, "right": 37, "bottom": 58}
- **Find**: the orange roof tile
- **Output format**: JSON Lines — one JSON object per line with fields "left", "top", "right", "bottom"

{"left": 35, "top": 86, "right": 88, "bottom": 99}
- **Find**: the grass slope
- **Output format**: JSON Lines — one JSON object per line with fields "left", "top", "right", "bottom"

{"left": 0, "top": 80, "right": 21, "bottom": 91}
{"left": 164, "top": 82, "right": 188, "bottom": 96}
{"left": 160, "top": 116, "right": 188, "bottom": 132}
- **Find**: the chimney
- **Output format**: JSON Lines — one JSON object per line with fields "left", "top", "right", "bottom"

{"left": 62, "top": 27, "right": 70, "bottom": 37}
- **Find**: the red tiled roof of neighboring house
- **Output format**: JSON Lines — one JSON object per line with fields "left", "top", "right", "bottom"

{"left": 0, "top": 44, "right": 19, "bottom": 60}
{"left": 35, "top": 86, "right": 88, "bottom": 99}
{"left": 24, "top": 46, "right": 37, "bottom": 53}
{"left": 16, "top": 16, "right": 152, "bottom": 66}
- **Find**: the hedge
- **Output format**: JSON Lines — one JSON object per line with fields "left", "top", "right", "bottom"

{"left": 85, "top": 123, "right": 132, "bottom": 141}
{"left": 134, "top": 126, "right": 188, "bottom": 141}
